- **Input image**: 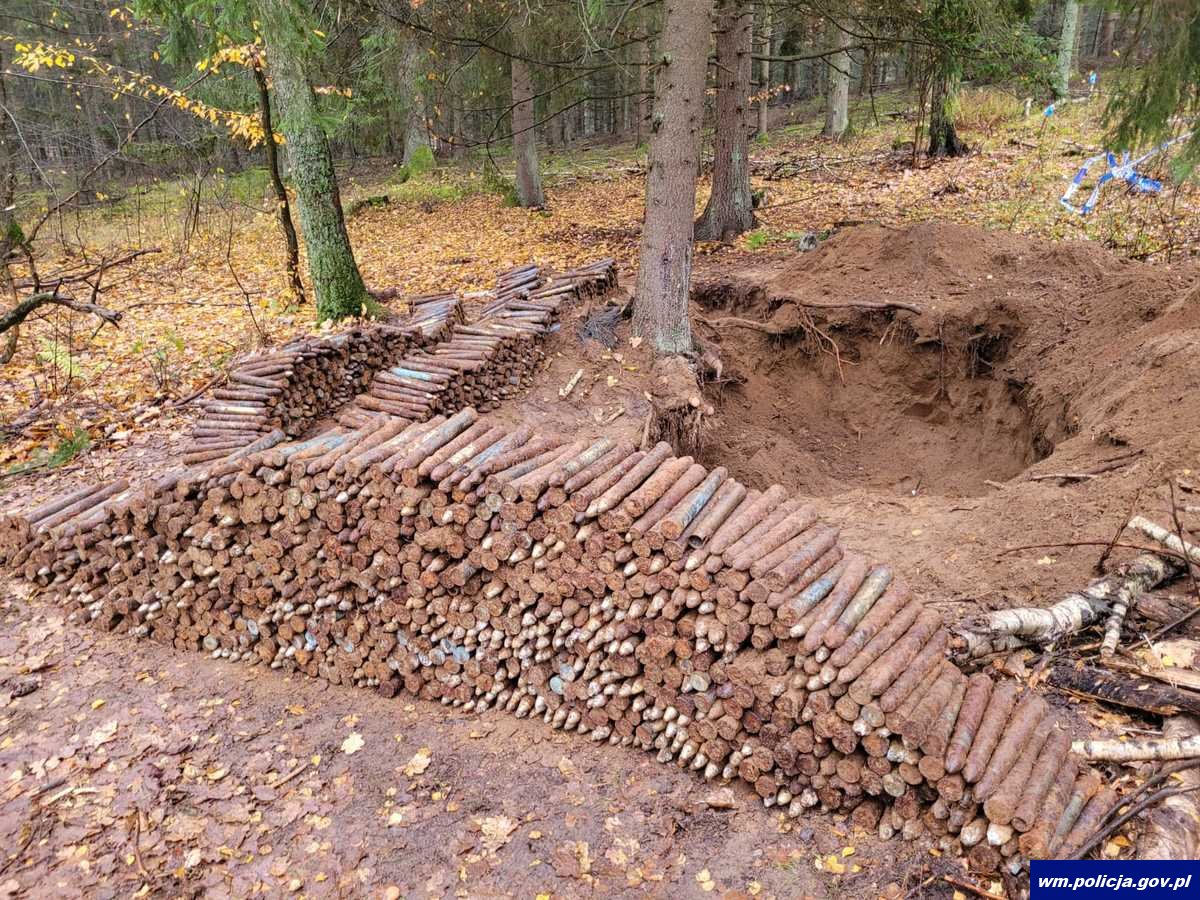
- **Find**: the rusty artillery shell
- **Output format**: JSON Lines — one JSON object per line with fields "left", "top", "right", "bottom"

{"left": 429, "top": 425, "right": 508, "bottom": 482}
{"left": 920, "top": 673, "right": 968, "bottom": 760}
{"left": 706, "top": 484, "right": 788, "bottom": 556}
{"left": 1046, "top": 770, "right": 1100, "bottom": 857}
{"left": 942, "top": 674, "right": 992, "bottom": 775}
{"left": 759, "top": 526, "right": 840, "bottom": 590}
{"left": 803, "top": 564, "right": 891, "bottom": 655}
{"left": 1011, "top": 725, "right": 1072, "bottom": 833}
{"left": 728, "top": 504, "right": 818, "bottom": 572}
{"left": 778, "top": 560, "right": 847, "bottom": 629}
{"left": 959, "top": 681, "right": 1018, "bottom": 785}
{"left": 1017, "top": 758, "right": 1077, "bottom": 858}
{"left": 619, "top": 456, "right": 696, "bottom": 521}
{"left": 901, "top": 662, "right": 962, "bottom": 744}
{"left": 548, "top": 438, "right": 615, "bottom": 487}
{"left": 447, "top": 426, "right": 533, "bottom": 490}
{"left": 874, "top": 626, "right": 949, "bottom": 712}
{"left": 658, "top": 467, "right": 727, "bottom": 541}
{"left": 686, "top": 479, "right": 746, "bottom": 549}
{"left": 561, "top": 442, "right": 633, "bottom": 495}
{"left": 587, "top": 442, "right": 674, "bottom": 517}
{"left": 832, "top": 594, "right": 921, "bottom": 684}
{"left": 973, "top": 693, "right": 1047, "bottom": 800}
{"left": 793, "top": 555, "right": 870, "bottom": 640}
{"left": 1058, "top": 785, "right": 1115, "bottom": 858}
{"left": 630, "top": 463, "right": 709, "bottom": 539}
{"left": 418, "top": 419, "right": 494, "bottom": 477}
{"left": 827, "top": 580, "right": 912, "bottom": 663}
{"left": 849, "top": 608, "right": 942, "bottom": 705}
{"left": 981, "top": 717, "right": 1050, "bottom": 825}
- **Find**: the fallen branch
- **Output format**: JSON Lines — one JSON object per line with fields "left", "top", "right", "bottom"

{"left": 1049, "top": 663, "right": 1200, "bottom": 717}
{"left": 1, "top": 291, "right": 122, "bottom": 334}
{"left": 1137, "top": 716, "right": 1200, "bottom": 859}
{"left": 954, "top": 553, "right": 1178, "bottom": 658}
{"left": 1129, "top": 516, "right": 1200, "bottom": 567}
{"left": 13, "top": 248, "right": 160, "bottom": 290}
{"left": 1069, "top": 784, "right": 1200, "bottom": 860}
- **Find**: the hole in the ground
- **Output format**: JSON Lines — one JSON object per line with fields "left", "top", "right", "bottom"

{"left": 701, "top": 310, "right": 1052, "bottom": 498}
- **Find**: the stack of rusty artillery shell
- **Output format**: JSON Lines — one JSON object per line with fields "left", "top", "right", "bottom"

{"left": 337, "top": 260, "right": 618, "bottom": 429}
{"left": 182, "top": 295, "right": 461, "bottom": 465}
{"left": 4, "top": 404, "right": 1089, "bottom": 875}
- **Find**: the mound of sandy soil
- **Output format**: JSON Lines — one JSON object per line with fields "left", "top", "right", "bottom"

{"left": 694, "top": 222, "right": 1200, "bottom": 618}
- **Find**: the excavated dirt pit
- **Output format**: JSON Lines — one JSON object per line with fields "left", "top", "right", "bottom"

{"left": 693, "top": 221, "right": 1200, "bottom": 509}
{"left": 698, "top": 315, "right": 1049, "bottom": 497}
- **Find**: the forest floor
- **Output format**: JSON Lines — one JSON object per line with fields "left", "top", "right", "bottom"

{"left": 2, "top": 86, "right": 1200, "bottom": 898}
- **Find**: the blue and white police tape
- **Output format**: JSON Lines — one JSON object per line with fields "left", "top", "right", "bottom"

{"left": 1060, "top": 131, "right": 1193, "bottom": 215}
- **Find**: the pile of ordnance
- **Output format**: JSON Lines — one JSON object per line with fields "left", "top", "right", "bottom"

{"left": 0, "top": 404, "right": 1103, "bottom": 875}
{"left": 183, "top": 295, "right": 460, "bottom": 465}
{"left": 336, "top": 260, "right": 618, "bottom": 429}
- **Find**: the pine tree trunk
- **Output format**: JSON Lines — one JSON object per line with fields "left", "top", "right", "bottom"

{"left": 1055, "top": 0, "right": 1080, "bottom": 99}
{"left": 695, "top": 0, "right": 755, "bottom": 242}
{"left": 633, "top": 0, "right": 715, "bottom": 355}
{"left": 258, "top": 8, "right": 367, "bottom": 321}
{"left": 253, "top": 61, "right": 304, "bottom": 303}
{"left": 399, "top": 36, "right": 432, "bottom": 165}
{"left": 756, "top": 3, "right": 771, "bottom": 137}
{"left": 511, "top": 56, "right": 545, "bottom": 208}
{"left": 823, "top": 23, "right": 851, "bottom": 139}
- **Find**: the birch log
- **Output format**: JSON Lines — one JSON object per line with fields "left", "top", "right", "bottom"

{"left": 1075, "top": 729, "right": 1200, "bottom": 763}
{"left": 1136, "top": 716, "right": 1200, "bottom": 859}
{"left": 954, "top": 554, "right": 1178, "bottom": 659}
{"left": 1128, "top": 516, "right": 1200, "bottom": 566}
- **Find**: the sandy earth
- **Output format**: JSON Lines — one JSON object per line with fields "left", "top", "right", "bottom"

{"left": 3, "top": 222, "right": 1199, "bottom": 898}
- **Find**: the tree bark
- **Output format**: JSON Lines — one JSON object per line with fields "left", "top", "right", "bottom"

{"left": 399, "top": 35, "right": 432, "bottom": 166}
{"left": 252, "top": 60, "right": 305, "bottom": 303}
{"left": 511, "top": 55, "right": 545, "bottom": 208}
{"left": 1055, "top": 0, "right": 1081, "bottom": 99}
{"left": 823, "top": 22, "right": 851, "bottom": 139}
{"left": 258, "top": 5, "right": 367, "bottom": 321}
{"left": 1049, "top": 664, "right": 1200, "bottom": 717}
{"left": 695, "top": 0, "right": 755, "bottom": 242}
{"left": 633, "top": 0, "right": 715, "bottom": 355}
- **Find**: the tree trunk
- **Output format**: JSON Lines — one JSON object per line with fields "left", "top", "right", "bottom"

{"left": 695, "top": 0, "right": 755, "bottom": 242}
{"left": 399, "top": 35, "right": 432, "bottom": 166}
{"left": 1055, "top": 0, "right": 1080, "bottom": 99}
{"left": 755, "top": 3, "right": 771, "bottom": 137}
{"left": 927, "top": 62, "right": 965, "bottom": 157}
{"left": 1099, "top": 10, "right": 1119, "bottom": 56}
{"left": 633, "top": 0, "right": 715, "bottom": 355}
{"left": 1, "top": 45, "right": 20, "bottom": 364}
{"left": 823, "top": 23, "right": 851, "bottom": 139}
{"left": 511, "top": 56, "right": 545, "bottom": 208}
{"left": 258, "top": 7, "right": 367, "bottom": 321}
{"left": 252, "top": 61, "right": 305, "bottom": 303}
{"left": 636, "top": 30, "right": 650, "bottom": 147}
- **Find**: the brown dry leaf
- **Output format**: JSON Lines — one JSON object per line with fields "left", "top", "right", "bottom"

{"left": 403, "top": 747, "right": 432, "bottom": 777}
{"left": 87, "top": 719, "right": 118, "bottom": 748}
{"left": 556, "top": 756, "right": 577, "bottom": 779}
{"left": 479, "top": 815, "right": 518, "bottom": 854}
